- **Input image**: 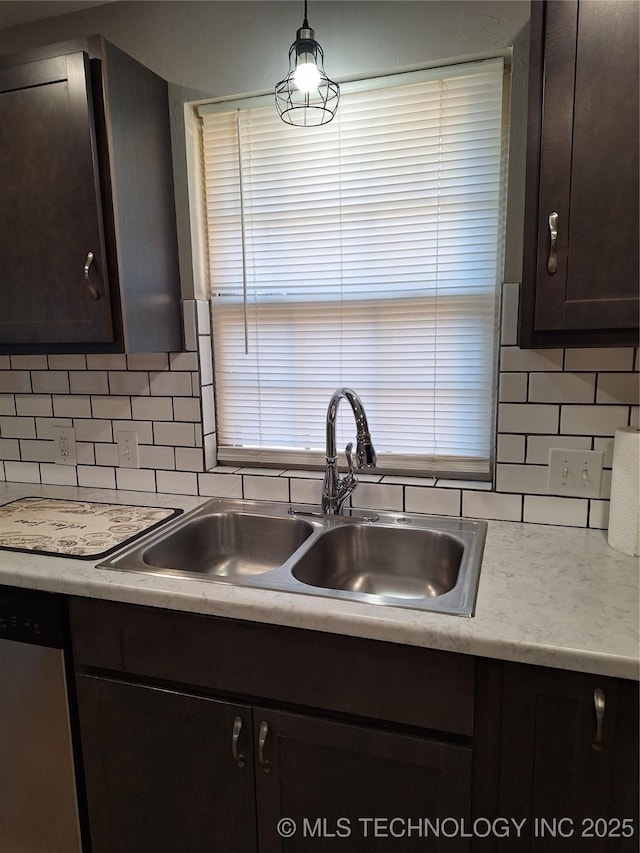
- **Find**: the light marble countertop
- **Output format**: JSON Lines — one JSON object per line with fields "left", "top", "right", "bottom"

{"left": 0, "top": 482, "right": 638, "bottom": 680}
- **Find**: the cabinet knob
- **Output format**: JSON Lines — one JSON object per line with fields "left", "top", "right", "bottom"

{"left": 83, "top": 251, "right": 100, "bottom": 300}
{"left": 258, "top": 720, "right": 271, "bottom": 773}
{"left": 592, "top": 688, "right": 605, "bottom": 752}
{"left": 547, "top": 212, "right": 559, "bottom": 274}
{"left": 232, "top": 716, "right": 245, "bottom": 767}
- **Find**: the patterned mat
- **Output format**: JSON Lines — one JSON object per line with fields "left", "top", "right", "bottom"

{"left": 0, "top": 497, "right": 182, "bottom": 559}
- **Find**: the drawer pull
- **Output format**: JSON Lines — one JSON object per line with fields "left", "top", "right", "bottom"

{"left": 592, "top": 688, "right": 605, "bottom": 751}
{"left": 232, "top": 716, "right": 245, "bottom": 767}
{"left": 83, "top": 251, "right": 100, "bottom": 299}
{"left": 547, "top": 212, "right": 559, "bottom": 274}
{"left": 258, "top": 720, "right": 271, "bottom": 773}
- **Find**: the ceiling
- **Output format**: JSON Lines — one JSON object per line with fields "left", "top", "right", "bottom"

{"left": 0, "top": 1, "right": 112, "bottom": 30}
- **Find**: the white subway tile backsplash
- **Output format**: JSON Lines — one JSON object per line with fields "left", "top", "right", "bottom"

{"left": 0, "top": 416, "right": 36, "bottom": 439}
{"left": 244, "top": 474, "right": 288, "bottom": 502}
{"left": 290, "top": 477, "right": 323, "bottom": 504}
{"left": 496, "top": 463, "right": 548, "bottom": 494}
{"left": 76, "top": 443, "right": 95, "bottom": 466}
{"left": 4, "top": 461, "right": 40, "bottom": 483}
{"left": 630, "top": 407, "right": 639, "bottom": 428}
{"left": 139, "top": 445, "right": 175, "bottom": 470}
{"left": 108, "top": 371, "right": 150, "bottom": 396}
{"left": 529, "top": 372, "right": 595, "bottom": 403}
{"left": 153, "top": 422, "right": 196, "bottom": 447}
{"left": 74, "top": 419, "right": 113, "bottom": 442}
{"left": 500, "top": 282, "right": 520, "bottom": 346}
{"left": 113, "top": 420, "right": 153, "bottom": 444}
{"left": 182, "top": 301, "right": 198, "bottom": 352}
{"left": 196, "top": 300, "right": 211, "bottom": 335}
{"left": 91, "top": 396, "right": 132, "bottom": 420}
{"left": 170, "top": 352, "right": 198, "bottom": 371}
{"left": 78, "top": 465, "right": 116, "bottom": 489}
{"left": 19, "top": 439, "right": 54, "bottom": 463}
{"left": 564, "top": 348, "right": 634, "bottom": 372}
{"left": 523, "top": 495, "right": 588, "bottom": 527}
{"left": 596, "top": 373, "right": 640, "bottom": 405}
{"left": 35, "top": 417, "right": 73, "bottom": 440}
{"left": 149, "top": 371, "right": 193, "bottom": 397}
{"left": 175, "top": 448, "right": 204, "bottom": 472}
{"left": 198, "top": 472, "right": 243, "bottom": 498}
{"left": 0, "top": 439, "right": 20, "bottom": 460}
{"left": 496, "top": 434, "right": 525, "bottom": 463}
{"left": 15, "top": 395, "right": 53, "bottom": 417}
{"left": 500, "top": 347, "right": 563, "bottom": 372}
{"left": 115, "top": 468, "right": 156, "bottom": 492}
{"left": 593, "top": 437, "right": 615, "bottom": 467}
{"left": 600, "top": 469, "right": 612, "bottom": 500}
{"left": 198, "top": 336, "right": 213, "bottom": 386}
{"left": 589, "top": 500, "right": 610, "bottom": 530}
{"left": 0, "top": 371, "right": 31, "bottom": 393}
{"left": 53, "top": 395, "right": 92, "bottom": 418}
{"left": 499, "top": 372, "right": 528, "bottom": 402}
{"left": 0, "top": 461, "right": 4, "bottom": 481}
{"left": 40, "top": 463, "right": 78, "bottom": 486}
{"left": 127, "top": 353, "right": 169, "bottom": 371}
{"left": 173, "top": 397, "right": 201, "bottom": 422}
{"left": 86, "top": 354, "right": 127, "bottom": 371}
{"left": 94, "top": 444, "right": 119, "bottom": 466}
{"left": 239, "top": 467, "right": 287, "bottom": 477}
{"left": 0, "top": 357, "right": 8, "bottom": 370}
{"left": 498, "top": 403, "right": 559, "bottom": 434}
{"left": 31, "top": 371, "right": 68, "bottom": 393}
{"left": 156, "top": 470, "right": 198, "bottom": 495}
{"left": 406, "top": 486, "right": 460, "bottom": 516}
{"left": 462, "top": 491, "right": 522, "bottom": 521}
{"left": 10, "top": 355, "right": 47, "bottom": 370}
{"left": 204, "top": 432, "right": 217, "bottom": 470}
{"left": 202, "top": 385, "right": 215, "bottom": 435}
{"left": 526, "top": 435, "right": 591, "bottom": 465}
{"left": 350, "top": 482, "right": 403, "bottom": 512}
{"left": 48, "top": 355, "right": 87, "bottom": 370}
{"left": 560, "top": 405, "right": 629, "bottom": 436}
{"left": 132, "top": 396, "right": 173, "bottom": 421}
{"left": 0, "top": 396, "right": 15, "bottom": 416}
{"left": 69, "top": 371, "right": 109, "bottom": 395}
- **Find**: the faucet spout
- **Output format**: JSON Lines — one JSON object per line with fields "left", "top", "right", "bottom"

{"left": 322, "top": 388, "right": 377, "bottom": 515}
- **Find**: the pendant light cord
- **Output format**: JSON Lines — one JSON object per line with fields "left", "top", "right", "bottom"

{"left": 303, "top": 0, "right": 309, "bottom": 27}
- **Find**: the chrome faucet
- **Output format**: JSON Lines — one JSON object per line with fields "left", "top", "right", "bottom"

{"left": 322, "top": 388, "right": 377, "bottom": 515}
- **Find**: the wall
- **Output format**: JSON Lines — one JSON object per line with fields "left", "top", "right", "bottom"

{"left": 0, "top": 1, "right": 638, "bottom": 529}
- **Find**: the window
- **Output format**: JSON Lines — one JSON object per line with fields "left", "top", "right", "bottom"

{"left": 198, "top": 58, "right": 507, "bottom": 477}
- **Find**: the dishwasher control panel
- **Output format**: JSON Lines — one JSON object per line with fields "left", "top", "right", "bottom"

{"left": 0, "top": 586, "right": 65, "bottom": 648}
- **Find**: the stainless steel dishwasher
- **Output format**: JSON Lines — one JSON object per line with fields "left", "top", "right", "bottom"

{"left": 0, "top": 585, "right": 83, "bottom": 853}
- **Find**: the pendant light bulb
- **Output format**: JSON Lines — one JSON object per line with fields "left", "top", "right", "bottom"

{"left": 275, "top": 0, "right": 339, "bottom": 126}
{"left": 294, "top": 59, "right": 321, "bottom": 93}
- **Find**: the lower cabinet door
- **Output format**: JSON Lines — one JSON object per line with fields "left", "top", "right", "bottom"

{"left": 254, "top": 708, "right": 472, "bottom": 853}
{"left": 75, "top": 675, "right": 257, "bottom": 853}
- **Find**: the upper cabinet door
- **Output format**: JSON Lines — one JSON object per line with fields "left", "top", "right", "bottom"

{"left": 519, "top": 0, "right": 639, "bottom": 348}
{"left": 0, "top": 51, "right": 113, "bottom": 344}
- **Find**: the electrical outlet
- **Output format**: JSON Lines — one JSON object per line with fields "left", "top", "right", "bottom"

{"left": 52, "top": 427, "right": 77, "bottom": 465}
{"left": 547, "top": 448, "right": 604, "bottom": 499}
{"left": 116, "top": 431, "right": 140, "bottom": 469}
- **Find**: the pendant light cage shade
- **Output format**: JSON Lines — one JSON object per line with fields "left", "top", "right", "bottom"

{"left": 275, "top": 25, "right": 340, "bottom": 126}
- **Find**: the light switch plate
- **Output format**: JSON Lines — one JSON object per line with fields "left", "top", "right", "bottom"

{"left": 547, "top": 448, "right": 604, "bottom": 498}
{"left": 116, "top": 431, "right": 140, "bottom": 469}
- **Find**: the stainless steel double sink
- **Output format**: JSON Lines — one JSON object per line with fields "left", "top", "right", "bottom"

{"left": 98, "top": 499, "right": 487, "bottom": 616}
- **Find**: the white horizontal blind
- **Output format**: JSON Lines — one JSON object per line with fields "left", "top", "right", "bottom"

{"left": 200, "top": 59, "right": 505, "bottom": 475}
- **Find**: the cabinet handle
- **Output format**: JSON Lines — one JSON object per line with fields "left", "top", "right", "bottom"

{"left": 258, "top": 720, "right": 271, "bottom": 773}
{"left": 232, "top": 716, "right": 245, "bottom": 768}
{"left": 592, "top": 688, "right": 605, "bottom": 752}
{"left": 547, "top": 212, "right": 559, "bottom": 274}
{"left": 83, "top": 251, "right": 100, "bottom": 300}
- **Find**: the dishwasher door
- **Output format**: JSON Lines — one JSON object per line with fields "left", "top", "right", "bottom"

{"left": 0, "top": 609, "right": 83, "bottom": 853}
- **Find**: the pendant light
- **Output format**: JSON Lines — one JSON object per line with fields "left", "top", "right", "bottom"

{"left": 275, "top": 0, "right": 339, "bottom": 127}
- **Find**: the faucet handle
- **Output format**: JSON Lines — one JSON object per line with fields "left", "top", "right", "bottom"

{"left": 345, "top": 442, "right": 356, "bottom": 477}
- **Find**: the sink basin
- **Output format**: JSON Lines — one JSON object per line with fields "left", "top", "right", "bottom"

{"left": 290, "top": 524, "right": 464, "bottom": 599}
{"left": 98, "top": 499, "right": 486, "bottom": 616}
{"left": 140, "top": 510, "right": 314, "bottom": 578}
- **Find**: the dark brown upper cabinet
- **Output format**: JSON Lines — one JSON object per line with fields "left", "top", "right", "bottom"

{"left": 519, "top": 1, "right": 639, "bottom": 348}
{"left": 0, "top": 36, "right": 182, "bottom": 354}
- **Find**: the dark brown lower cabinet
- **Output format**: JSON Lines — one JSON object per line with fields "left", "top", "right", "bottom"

{"left": 75, "top": 676, "right": 258, "bottom": 853}
{"left": 498, "top": 664, "right": 639, "bottom": 852}
{"left": 254, "top": 708, "right": 472, "bottom": 853}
